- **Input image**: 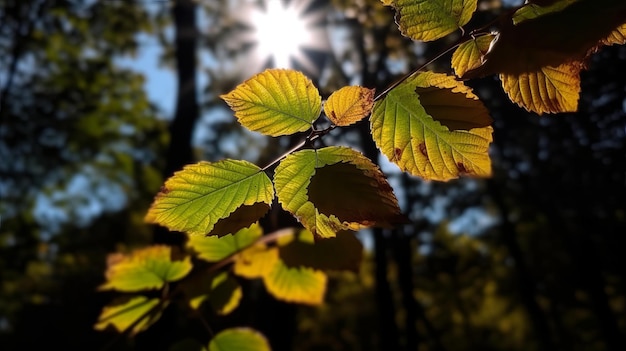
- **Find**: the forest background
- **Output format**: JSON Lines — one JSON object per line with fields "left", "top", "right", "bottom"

{"left": 1, "top": 0, "right": 625, "bottom": 350}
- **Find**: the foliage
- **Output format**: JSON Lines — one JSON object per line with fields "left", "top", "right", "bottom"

{"left": 89, "top": 0, "right": 626, "bottom": 349}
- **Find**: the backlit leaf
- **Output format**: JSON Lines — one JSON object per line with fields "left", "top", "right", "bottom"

{"left": 94, "top": 296, "right": 164, "bottom": 335}
{"left": 209, "top": 328, "right": 271, "bottom": 351}
{"left": 383, "top": 0, "right": 478, "bottom": 41}
{"left": 188, "top": 223, "right": 263, "bottom": 262}
{"left": 324, "top": 86, "right": 375, "bottom": 126}
{"left": 371, "top": 72, "right": 492, "bottom": 181}
{"left": 451, "top": 34, "right": 496, "bottom": 77}
{"left": 274, "top": 146, "right": 402, "bottom": 238}
{"left": 264, "top": 258, "right": 327, "bottom": 305}
{"left": 463, "top": 0, "right": 626, "bottom": 78}
{"left": 500, "top": 62, "right": 581, "bottom": 114}
{"left": 145, "top": 160, "right": 274, "bottom": 236}
{"left": 208, "top": 272, "right": 242, "bottom": 315}
{"left": 602, "top": 23, "right": 626, "bottom": 45}
{"left": 307, "top": 162, "right": 406, "bottom": 227}
{"left": 99, "top": 245, "right": 192, "bottom": 292}
{"left": 233, "top": 244, "right": 279, "bottom": 279}
{"left": 279, "top": 229, "right": 363, "bottom": 272}
{"left": 220, "top": 69, "right": 321, "bottom": 136}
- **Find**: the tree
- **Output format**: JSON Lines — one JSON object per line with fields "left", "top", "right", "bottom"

{"left": 95, "top": 1, "right": 626, "bottom": 351}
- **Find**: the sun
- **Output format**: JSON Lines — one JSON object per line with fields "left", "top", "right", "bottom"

{"left": 246, "top": 0, "right": 329, "bottom": 75}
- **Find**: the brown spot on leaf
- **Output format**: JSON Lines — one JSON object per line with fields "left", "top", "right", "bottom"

{"left": 418, "top": 142, "right": 428, "bottom": 159}
{"left": 456, "top": 162, "right": 472, "bottom": 175}
{"left": 159, "top": 186, "right": 170, "bottom": 194}
{"left": 394, "top": 148, "right": 403, "bottom": 161}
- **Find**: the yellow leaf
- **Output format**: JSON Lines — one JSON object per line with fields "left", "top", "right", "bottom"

{"left": 220, "top": 68, "right": 321, "bottom": 136}
{"left": 324, "top": 86, "right": 375, "bottom": 126}
{"left": 99, "top": 245, "right": 192, "bottom": 292}
{"left": 233, "top": 244, "right": 280, "bottom": 279}
{"left": 451, "top": 34, "right": 496, "bottom": 77}
{"left": 500, "top": 62, "right": 581, "bottom": 114}
{"left": 602, "top": 23, "right": 626, "bottom": 45}
{"left": 187, "top": 223, "right": 263, "bottom": 262}
{"left": 264, "top": 259, "right": 327, "bottom": 305}
{"left": 208, "top": 272, "right": 242, "bottom": 315}
{"left": 371, "top": 72, "right": 493, "bottom": 181}
{"left": 94, "top": 296, "right": 164, "bottom": 335}
{"left": 274, "top": 146, "right": 404, "bottom": 238}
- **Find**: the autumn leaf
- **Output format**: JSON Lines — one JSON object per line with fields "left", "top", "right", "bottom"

{"left": 463, "top": 0, "right": 626, "bottom": 78}
{"left": 279, "top": 229, "right": 363, "bottom": 273}
{"left": 233, "top": 243, "right": 280, "bottom": 279}
{"left": 209, "top": 328, "right": 271, "bottom": 351}
{"left": 451, "top": 34, "right": 496, "bottom": 77}
{"left": 220, "top": 68, "right": 321, "bottom": 136}
{"left": 188, "top": 223, "right": 263, "bottom": 262}
{"left": 324, "top": 86, "right": 375, "bottom": 126}
{"left": 145, "top": 160, "right": 274, "bottom": 236}
{"left": 382, "top": 0, "right": 478, "bottom": 42}
{"left": 94, "top": 296, "right": 165, "bottom": 335}
{"left": 274, "top": 146, "right": 403, "bottom": 238}
{"left": 371, "top": 72, "right": 492, "bottom": 181}
{"left": 500, "top": 62, "right": 581, "bottom": 114}
{"left": 264, "top": 258, "right": 327, "bottom": 305}
{"left": 99, "top": 245, "right": 192, "bottom": 292}
{"left": 602, "top": 23, "right": 626, "bottom": 45}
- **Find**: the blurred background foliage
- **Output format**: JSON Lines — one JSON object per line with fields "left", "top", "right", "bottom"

{"left": 0, "top": 0, "right": 624, "bottom": 350}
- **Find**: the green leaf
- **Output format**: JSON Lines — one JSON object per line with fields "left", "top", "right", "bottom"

{"left": 94, "top": 296, "right": 165, "bottom": 335}
{"left": 371, "top": 72, "right": 493, "bottom": 181}
{"left": 451, "top": 34, "right": 496, "bottom": 77}
{"left": 145, "top": 160, "right": 274, "bottom": 236}
{"left": 324, "top": 86, "right": 375, "bottom": 126}
{"left": 220, "top": 68, "right": 321, "bottom": 136}
{"left": 274, "top": 146, "right": 402, "bottom": 238}
{"left": 500, "top": 62, "right": 581, "bottom": 114}
{"left": 512, "top": 0, "right": 577, "bottom": 24}
{"left": 279, "top": 229, "right": 363, "bottom": 272}
{"left": 99, "top": 245, "right": 192, "bottom": 292}
{"left": 383, "top": 0, "right": 478, "bottom": 41}
{"left": 209, "top": 328, "right": 271, "bottom": 351}
{"left": 188, "top": 223, "right": 263, "bottom": 262}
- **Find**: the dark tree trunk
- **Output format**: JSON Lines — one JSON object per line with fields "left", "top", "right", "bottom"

{"left": 487, "top": 179, "right": 556, "bottom": 351}
{"left": 152, "top": 0, "right": 199, "bottom": 247}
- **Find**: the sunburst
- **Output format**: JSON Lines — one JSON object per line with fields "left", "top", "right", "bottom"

{"left": 238, "top": 0, "right": 330, "bottom": 76}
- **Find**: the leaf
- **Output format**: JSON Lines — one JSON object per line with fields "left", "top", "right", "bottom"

{"left": 279, "top": 229, "right": 363, "bottom": 272}
{"left": 274, "top": 146, "right": 403, "bottom": 238}
{"left": 500, "top": 62, "right": 581, "bottom": 114}
{"left": 512, "top": 0, "right": 577, "bottom": 24}
{"left": 94, "top": 296, "right": 164, "bottom": 335}
{"left": 188, "top": 223, "right": 263, "bottom": 262}
{"left": 324, "top": 86, "right": 375, "bottom": 126}
{"left": 209, "top": 328, "right": 271, "bottom": 351}
{"left": 382, "top": 0, "right": 478, "bottom": 42}
{"left": 220, "top": 68, "right": 321, "bottom": 136}
{"left": 371, "top": 72, "right": 493, "bottom": 181}
{"left": 233, "top": 244, "right": 280, "bottom": 279}
{"left": 602, "top": 23, "right": 626, "bottom": 45}
{"left": 99, "top": 245, "right": 192, "bottom": 292}
{"left": 463, "top": 0, "right": 626, "bottom": 78}
{"left": 208, "top": 272, "right": 242, "bottom": 315}
{"left": 307, "top": 162, "right": 406, "bottom": 227}
{"left": 264, "top": 258, "right": 327, "bottom": 305}
{"left": 145, "top": 160, "right": 274, "bottom": 236}
{"left": 451, "top": 34, "right": 496, "bottom": 77}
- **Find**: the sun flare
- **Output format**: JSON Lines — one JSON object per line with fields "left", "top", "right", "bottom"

{"left": 245, "top": 0, "right": 329, "bottom": 75}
